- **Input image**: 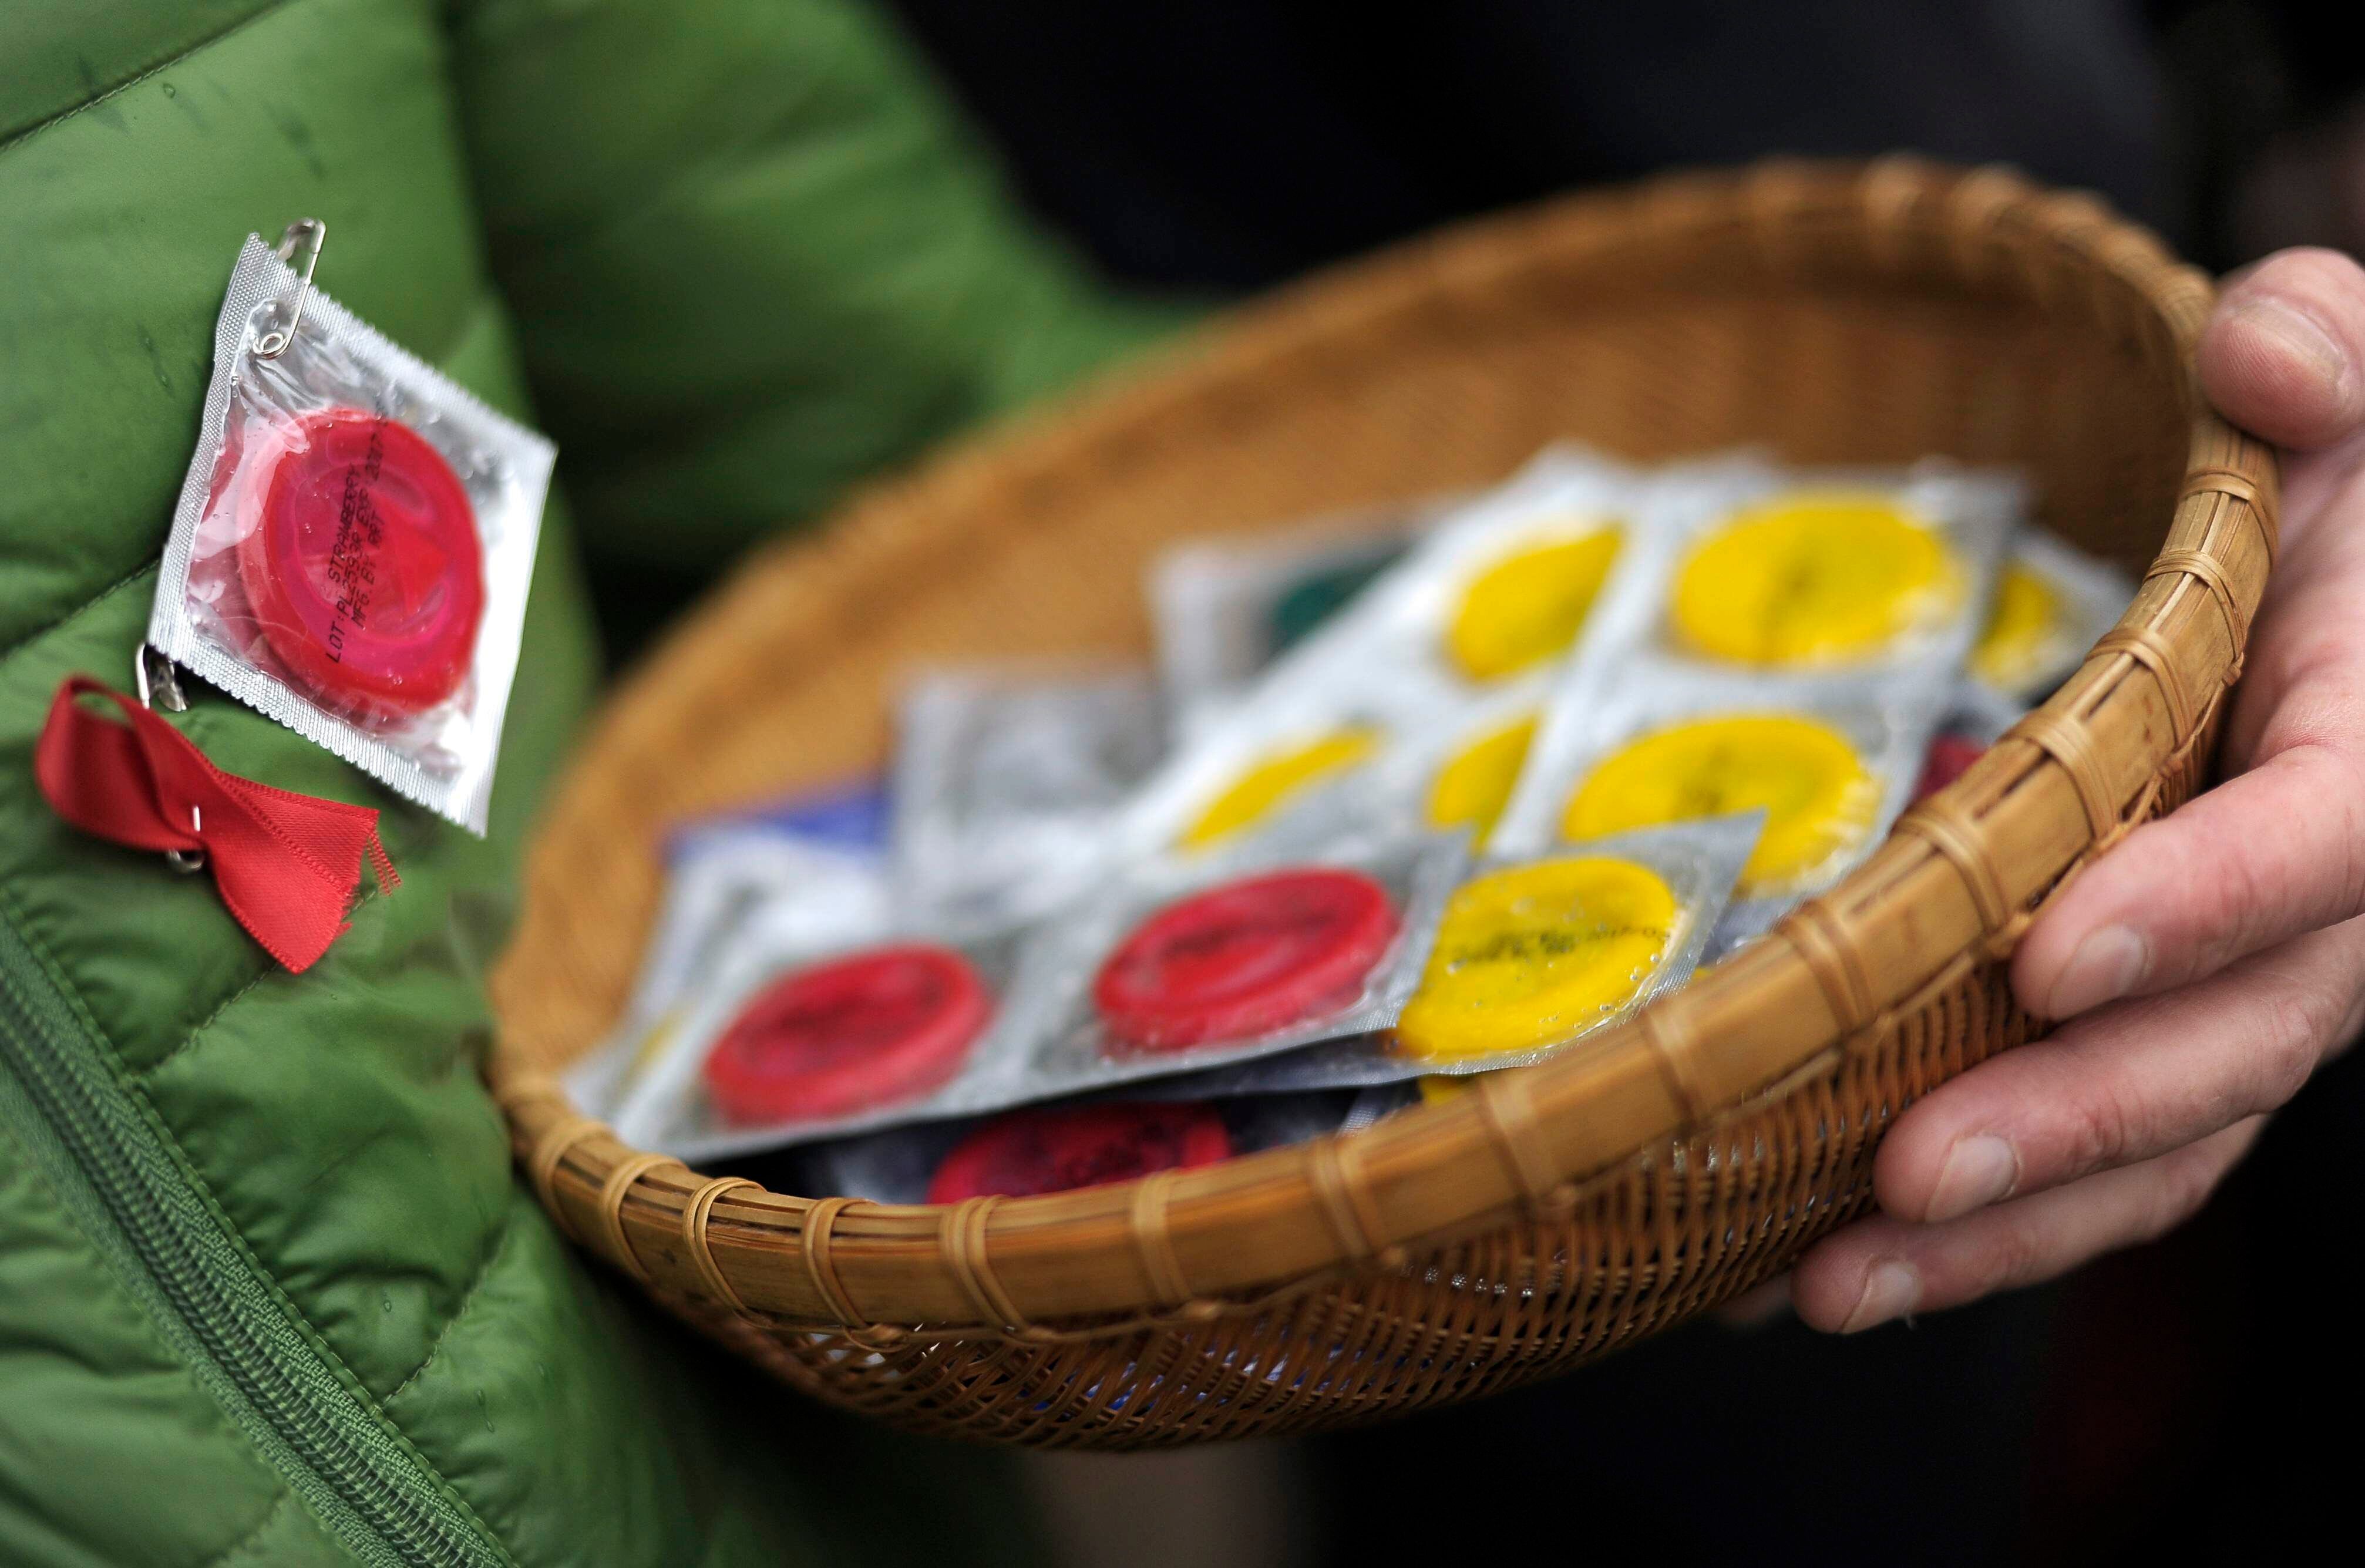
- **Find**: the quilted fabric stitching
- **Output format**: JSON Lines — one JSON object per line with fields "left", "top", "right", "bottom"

{"left": 385, "top": 1203, "right": 523, "bottom": 1404}
{"left": 0, "top": 0, "right": 301, "bottom": 157}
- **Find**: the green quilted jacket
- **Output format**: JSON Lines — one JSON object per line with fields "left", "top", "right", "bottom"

{"left": 0, "top": 3, "right": 1171, "bottom": 1564}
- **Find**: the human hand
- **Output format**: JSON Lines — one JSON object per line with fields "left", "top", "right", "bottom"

{"left": 1791, "top": 247, "right": 2365, "bottom": 1333}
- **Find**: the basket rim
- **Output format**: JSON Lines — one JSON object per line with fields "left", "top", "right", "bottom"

{"left": 490, "top": 156, "right": 2279, "bottom": 1337}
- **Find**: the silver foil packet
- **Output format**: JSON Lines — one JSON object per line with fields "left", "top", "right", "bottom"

{"left": 563, "top": 820, "right": 891, "bottom": 1119}
{"left": 614, "top": 828, "right": 1466, "bottom": 1158}
{"left": 149, "top": 234, "right": 551, "bottom": 832}
{"left": 1162, "top": 813, "right": 1760, "bottom": 1092}
{"left": 1598, "top": 455, "right": 2024, "bottom": 691}
{"left": 1499, "top": 663, "right": 1952, "bottom": 954}
{"left": 803, "top": 1087, "right": 1392, "bottom": 1205}
{"left": 890, "top": 662, "right": 1165, "bottom": 926}
{"left": 1148, "top": 496, "right": 1450, "bottom": 735}
{"left": 1112, "top": 446, "right": 1656, "bottom": 862}
{"left": 1969, "top": 527, "right": 2133, "bottom": 705}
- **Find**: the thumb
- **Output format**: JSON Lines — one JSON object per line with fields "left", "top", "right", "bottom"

{"left": 2197, "top": 248, "right": 2365, "bottom": 453}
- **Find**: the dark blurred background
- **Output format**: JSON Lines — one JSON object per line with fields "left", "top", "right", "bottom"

{"left": 806, "top": 2, "right": 2361, "bottom": 1562}
{"left": 879, "top": 0, "right": 2364, "bottom": 291}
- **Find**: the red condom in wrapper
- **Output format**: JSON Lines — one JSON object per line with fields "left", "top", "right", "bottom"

{"left": 1913, "top": 732, "right": 1988, "bottom": 802}
{"left": 150, "top": 231, "right": 552, "bottom": 833}
{"left": 926, "top": 1102, "right": 1233, "bottom": 1203}
{"left": 1092, "top": 867, "right": 1398, "bottom": 1051}
{"left": 235, "top": 409, "right": 485, "bottom": 721}
{"left": 704, "top": 944, "right": 990, "bottom": 1125}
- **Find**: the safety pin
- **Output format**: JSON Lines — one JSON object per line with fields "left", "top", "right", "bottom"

{"left": 254, "top": 217, "right": 327, "bottom": 359}
{"left": 133, "top": 643, "right": 207, "bottom": 875}
{"left": 134, "top": 642, "right": 188, "bottom": 714}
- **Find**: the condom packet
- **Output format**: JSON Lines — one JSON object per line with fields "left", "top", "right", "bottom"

{"left": 1893, "top": 679, "right": 2031, "bottom": 869}
{"left": 1597, "top": 456, "right": 2024, "bottom": 691}
{"left": 608, "top": 891, "right": 1046, "bottom": 1160}
{"left": 698, "top": 775, "right": 893, "bottom": 852}
{"left": 1339, "top": 672, "right": 1557, "bottom": 852}
{"left": 1161, "top": 813, "right": 1757, "bottom": 1092}
{"left": 891, "top": 663, "right": 1165, "bottom": 926}
{"left": 1005, "top": 825, "right": 1464, "bottom": 1082}
{"left": 1969, "top": 528, "right": 2133, "bottom": 705}
{"left": 1943, "top": 679, "right": 2030, "bottom": 746}
{"left": 801, "top": 1086, "right": 1397, "bottom": 1204}
{"left": 1910, "top": 681, "right": 2027, "bottom": 803}
{"left": 1148, "top": 496, "right": 1452, "bottom": 736}
{"left": 1238, "top": 444, "right": 1661, "bottom": 717}
{"left": 1106, "top": 665, "right": 1460, "bottom": 864}
{"left": 563, "top": 817, "right": 891, "bottom": 1118}
{"left": 1696, "top": 674, "right": 2001, "bottom": 963}
{"left": 1106, "top": 448, "right": 1662, "bottom": 863}
{"left": 148, "top": 232, "right": 552, "bottom": 832}
{"left": 1499, "top": 661, "right": 1950, "bottom": 957}
{"left": 611, "top": 827, "right": 1464, "bottom": 1158}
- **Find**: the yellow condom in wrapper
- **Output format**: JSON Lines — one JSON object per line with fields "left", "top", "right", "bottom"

{"left": 1180, "top": 728, "right": 1378, "bottom": 848}
{"left": 1671, "top": 495, "right": 1956, "bottom": 667}
{"left": 1446, "top": 526, "right": 1622, "bottom": 679}
{"left": 1424, "top": 712, "right": 1538, "bottom": 847}
{"left": 1398, "top": 856, "right": 1677, "bottom": 1062}
{"left": 1418, "top": 1074, "right": 1473, "bottom": 1105}
{"left": 1561, "top": 714, "right": 1876, "bottom": 894}
{"left": 1972, "top": 560, "right": 2061, "bottom": 689}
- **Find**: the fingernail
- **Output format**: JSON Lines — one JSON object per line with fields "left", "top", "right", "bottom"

{"left": 2231, "top": 295, "right": 2357, "bottom": 403}
{"left": 1840, "top": 1260, "right": 1920, "bottom": 1334}
{"left": 2046, "top": 925, "right": 2148, "bottom": 1017}
{"left": 1925, "top": 1134, "right": 2020, "bottom": 1222}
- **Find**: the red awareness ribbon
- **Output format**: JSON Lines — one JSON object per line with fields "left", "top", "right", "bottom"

{"left": 33, "top": 675, "right": 398, "bottom": 973}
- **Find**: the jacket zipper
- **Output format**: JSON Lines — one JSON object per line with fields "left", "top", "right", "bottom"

{"left": 0, "top": 909, "right": 510, "bottom": 1568}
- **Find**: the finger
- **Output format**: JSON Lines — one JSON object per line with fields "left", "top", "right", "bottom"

{"left": 2017, "top": 379, "right": 2365, "bottom": 1018}
{"left": 1888, "top": 920, "right": 2365, "bottom": 1223}
{"left": 1791, "top": 1118, "right": 2263, "bottom": 1334}
{"left": 2011, "top": 729, "right": 2365, "bottom": 1017}
{"left": 2198, "top": 248, "right": 2365, "bottom": 451}
{"left": 2218, "top": 469, "right": 2365, "bottom": 771}
{"left": 2019, "top": 258, "right": 2365, "bottom": 1018}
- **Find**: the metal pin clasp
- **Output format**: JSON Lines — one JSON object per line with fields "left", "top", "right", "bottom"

{"left": 134, "top": 644, "right": 206, "bottom": 875}
{"left": 134, "top": 642, "right": 188, "bottom": 713}
{"left": 254, "top": 217, "right": 327, "bottom": 359}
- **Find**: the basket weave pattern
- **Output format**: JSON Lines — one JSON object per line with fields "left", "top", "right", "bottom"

{"left": 489, "top": 161, "right": 2275, "bottom": 1446}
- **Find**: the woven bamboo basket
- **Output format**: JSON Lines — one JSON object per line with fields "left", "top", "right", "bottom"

{"left": 488, "top": 159, "right": 2277, "bottom": 1448}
